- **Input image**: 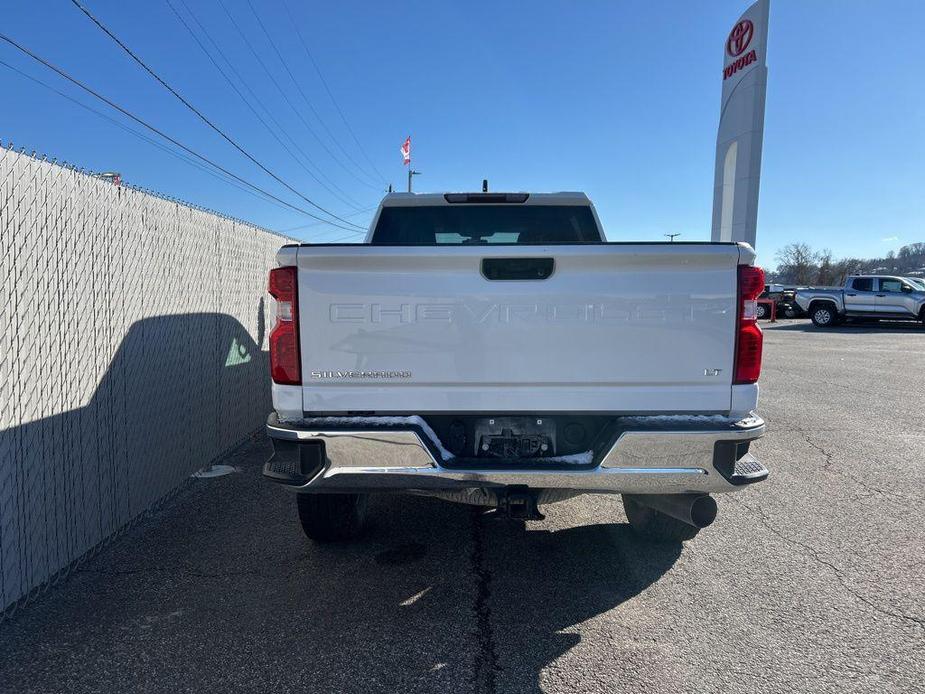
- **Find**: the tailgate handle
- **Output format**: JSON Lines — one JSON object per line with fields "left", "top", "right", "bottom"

{"left": 481, "top": 257, "right": 554, "bottom": 280}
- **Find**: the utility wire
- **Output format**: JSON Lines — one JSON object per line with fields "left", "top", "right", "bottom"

{"left": 0, "top": 31, "right": 364, "bottom": 232}
{"left": 279, "top": 205, "right": 377, "bottom": 233}
{"left": 281, "top": 0, "right": 388, "bottom": 185}
{"left": 0, "top": 57, "right": 299, "bottom": 218}
{"left": 245, "top": 0, "right": 381, "bottom": 188}
{"left": 164, "top": 0, "right": 367, "bottom": 212}
{"left": 216, "top": 0, "right": 379, "bottom": 191}
{"left": 320, "top": 229, "right": 368, "bottom": 243}
{"left": 1, "top": 57, "right": 362, "bottom": 239}
{"left": 175, "top": 0, "right": 368, "bottom": 214}
{"left": 68, "top": 0, "right": 365, "bottom": 229}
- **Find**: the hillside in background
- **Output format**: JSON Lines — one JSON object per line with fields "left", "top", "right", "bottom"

{"left": 768, "top": 242, "right": 925, "bottom": 286}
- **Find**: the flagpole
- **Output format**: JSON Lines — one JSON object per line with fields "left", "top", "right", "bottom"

{"left": 401, "top": 136, "right": 419, "bottom": 191}
{"left": 407, "top": 166, "right": 420, "bottom": 192}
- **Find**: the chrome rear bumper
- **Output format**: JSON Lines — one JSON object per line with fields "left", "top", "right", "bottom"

{"left": 264, "top": 413, "right": 767, "bottom": 495}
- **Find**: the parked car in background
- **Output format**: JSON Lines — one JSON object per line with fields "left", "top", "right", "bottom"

{"left": 758, "top": 284, "right": 802, "bottom": 319}
{"left": 795, "top": 275, "right": 925, "bottom": 327}
{"left": 262, "top": 191, "right": 769, "bottom": 544}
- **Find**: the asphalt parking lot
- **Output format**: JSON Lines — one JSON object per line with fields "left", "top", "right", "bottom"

{"left": 1, "top": 319, "right": 923, "bottom": 694}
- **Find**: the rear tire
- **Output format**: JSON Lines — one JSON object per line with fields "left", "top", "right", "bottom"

{"left": 756, "top": 303, "right": 769, "bottom": 320}
{"left": 622, "top": 495, "right": 700, "bottom": 543}
{"left": 810, "top": 303, "right": 837, "bottom": 327}
{"left": 297, "top": 493, "right": 369, "bottom": 542}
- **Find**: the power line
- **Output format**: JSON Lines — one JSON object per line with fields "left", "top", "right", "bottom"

{"left": 0, "top": 31, "right": 364, "bottom": 232}
{"left": 68, "top": 0, "right": 365, "bottom": 230}
{"left": 0, "top": 57, "right": 300, "bottom": 218}
{"left": 296, "top": 226, "right": 366, "bottom": 244}
{"left": 245, "top": 0, "right": 382, "bottom": 188}
{"left": 71, "top": 0, "right": 365, "bottom": 229}
{"left": 2, "top": 57, "right": 363, "bottom": 239}
{"left": 174, "top": 0, "right": 370, "bottom": 212}
{"left": 280, "top": 0, "right": 388, "bottom": 185}
{"left": 215, "top": 0, "right": 379, "bottom": 191}
{"left": 180, "top": 0, "right": 370, "bottom": 215}
{"left": 279, "top": 205, "right": 377, "bottom": 233}
{"left": 164, "top": 0, "right": 367, "bottom": 212}
{"left": 320, "top": 229, "right": 368, "bottom": 243}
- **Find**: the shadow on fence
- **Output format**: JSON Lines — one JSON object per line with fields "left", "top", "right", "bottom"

{"left": 0, "top": 312, "right": 269, "bottom": 615}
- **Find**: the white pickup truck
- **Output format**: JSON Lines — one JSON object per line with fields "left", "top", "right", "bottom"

{"left": 264, "top": 191, "right": 768, "bottom": 543}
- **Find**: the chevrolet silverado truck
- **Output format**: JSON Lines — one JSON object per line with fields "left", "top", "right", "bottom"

{"left": 263, "top": 191, "right": 769, "bottom": 543}
{"left": 795, "top": 275, "right": 925, "bottom": 327}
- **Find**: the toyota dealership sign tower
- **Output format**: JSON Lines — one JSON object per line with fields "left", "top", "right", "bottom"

{"left": 711, "top": 0, "right": 770, "bottom": 248}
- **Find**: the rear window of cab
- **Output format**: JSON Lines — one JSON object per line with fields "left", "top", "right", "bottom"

{"left": 371, "top": 205, "right": 602, "bottom": 245}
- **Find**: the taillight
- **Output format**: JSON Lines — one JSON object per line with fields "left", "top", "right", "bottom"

{"left": 734, "top": 265, "right": 765, "bottom": 384}
{"left": 268, "top": 266, "right": 300, "bottom": 385}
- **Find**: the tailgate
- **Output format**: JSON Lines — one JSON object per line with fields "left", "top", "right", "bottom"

{"left": 297, "top": 244, "right": 743, "bottom": 413}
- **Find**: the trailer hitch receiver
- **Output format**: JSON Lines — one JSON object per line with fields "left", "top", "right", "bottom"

{"left": 498, "top": 486, "right": 545, "bottom": 521}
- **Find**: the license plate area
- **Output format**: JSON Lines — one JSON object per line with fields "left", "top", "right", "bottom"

{"left": 473, "top": 417, "right": 557, "bottom": 458}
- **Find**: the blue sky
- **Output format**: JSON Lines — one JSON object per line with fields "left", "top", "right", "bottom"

{"left": 2, "top": 1, "right": 923, "bottom": 266}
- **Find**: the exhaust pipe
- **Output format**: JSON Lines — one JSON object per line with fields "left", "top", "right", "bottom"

{"left": 628, "top": 493, "right": 717, "bottom": 528}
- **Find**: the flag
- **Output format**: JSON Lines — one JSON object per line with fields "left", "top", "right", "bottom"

{"left": 400, "top": 136, "right": 411, "bottom": 165}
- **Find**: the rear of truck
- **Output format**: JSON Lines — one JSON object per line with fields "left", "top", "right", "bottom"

{"left": 264, "top": 192, "right": 768, "bottom": 542}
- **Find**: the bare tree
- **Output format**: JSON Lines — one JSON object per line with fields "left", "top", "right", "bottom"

{"left": 832, "top": 257, "right": 864, "bottom": 284}
{"left": 771, "top": 240, "right": 925, "bottom": 285}
{"left": 898, "top": 243, "right": 925, "bottom": 259}
{"left": 816, "top": 249, "right": 836, "bottom": 285}
{"left": 774, "top": 243, "right": 819, "bottom": 285}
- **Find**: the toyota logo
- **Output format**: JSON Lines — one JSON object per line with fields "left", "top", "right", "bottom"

{"left": 726, "top": 19, "right": 754, "bottom": 57}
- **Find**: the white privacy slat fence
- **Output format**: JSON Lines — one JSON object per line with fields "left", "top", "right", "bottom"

{"left": 0, "top": 146, "right": 287, "bottom": 616}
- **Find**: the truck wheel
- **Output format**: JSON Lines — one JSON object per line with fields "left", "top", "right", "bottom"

{"left": 756, "top": 303, "right": 769, "bottom": 320}
{"left": 783, "top": 306, "right": 800, "bottom": 319}
{"left": 622, "top": 495, "right": 700, "bottom": 543}
{"left": 810, "top": 304, "right": 836, "bottom": 327}
{"left": 296, "top": 493, "right": 369, "bottom": 542}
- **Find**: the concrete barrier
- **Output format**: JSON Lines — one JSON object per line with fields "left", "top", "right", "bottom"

{"left": 0, "top": 146, "right": 288, "bottom": 615}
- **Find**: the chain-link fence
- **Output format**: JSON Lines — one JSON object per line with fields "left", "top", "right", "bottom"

{"left": 0, "top": 145, "right": 288, "bottom": 617}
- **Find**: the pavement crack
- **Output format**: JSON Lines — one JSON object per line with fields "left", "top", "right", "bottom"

{"left": 792, "top": 429, "right": 905, "bottom": 501}
{"left": 730, "top": 497, "right": 924, "bottom": 630}
{"left": 469, "top": 508, "right": 499, "bottom": 694}
{"left": 795, "top": 430, "right": 836, "bottom": 470}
